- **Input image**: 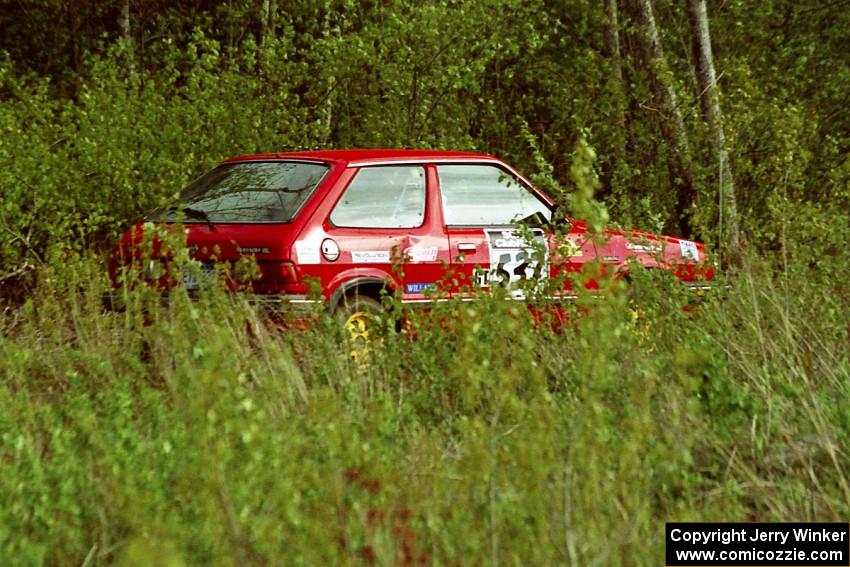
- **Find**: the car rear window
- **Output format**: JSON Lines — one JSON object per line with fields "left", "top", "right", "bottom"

{"left": 154, "top": 161, "right": 329, "bottom": 223}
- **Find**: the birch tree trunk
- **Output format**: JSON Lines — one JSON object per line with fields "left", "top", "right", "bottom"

{"left": 687, "top": 0, "right": 740, "bottom": 262}
{"left": 630, "top": 0, "right": 696, "bottom": 237}
{"left": 261, "top": 0, "right": 277, "bottom": 45}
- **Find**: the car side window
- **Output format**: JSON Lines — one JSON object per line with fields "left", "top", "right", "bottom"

{"left": 437, "top": 165, "right": 552, "bottom": 226}
{"left": 330, "top": 166, "right": 426, "bottom": 228}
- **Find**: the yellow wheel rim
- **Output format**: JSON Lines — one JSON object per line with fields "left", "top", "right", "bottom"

{"left": 344, "top": 311, "right": 373, "bottom": 362}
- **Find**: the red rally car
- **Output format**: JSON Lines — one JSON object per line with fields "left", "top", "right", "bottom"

{"left": 110, "top": 149, "right": 713, "bottom": 321}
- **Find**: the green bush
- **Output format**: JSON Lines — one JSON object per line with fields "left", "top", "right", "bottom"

{"left": 1, "top": 249, "right": 847, "bottom": 565}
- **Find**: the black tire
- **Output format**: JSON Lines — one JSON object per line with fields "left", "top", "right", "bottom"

{"left": 335, "top": 293, "right": 383, "bottom": 321}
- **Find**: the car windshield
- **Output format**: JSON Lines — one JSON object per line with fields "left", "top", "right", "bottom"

{"left": 150, "top": 161, "right": 329, "bottom": 223}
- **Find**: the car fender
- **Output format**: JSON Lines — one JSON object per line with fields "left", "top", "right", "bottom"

{"left": 326, "top": 268, "right": 399, "bottom": 311}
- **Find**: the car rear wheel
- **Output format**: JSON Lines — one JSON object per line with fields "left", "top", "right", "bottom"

{"left": 336, "top": 294, "right": 383, "bottom": 362}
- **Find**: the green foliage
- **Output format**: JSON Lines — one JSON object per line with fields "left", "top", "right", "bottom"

{"left": 2, "top": 0, "right": 849, "bottom": 283}
{"left": 1, "top": 249, "right": 848, "bottom": 565}
{"left": 0, "top": 34, "right": 329, "bottom": 288}
{"left": 1, "top": 1, "right": 849, "bottom": 564}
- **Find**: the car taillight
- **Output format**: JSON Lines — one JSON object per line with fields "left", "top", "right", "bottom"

{"left": 262, "top": 261, "right": 299, "bottom": 284}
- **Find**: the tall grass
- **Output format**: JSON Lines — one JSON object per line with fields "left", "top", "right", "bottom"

{"left": 0, "top": 252, "right": 848, "bottom": 566}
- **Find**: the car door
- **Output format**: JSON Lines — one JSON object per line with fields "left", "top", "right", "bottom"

{"left": 321, "top": 164, "right": 450, "bottom": 300}
{"left": 436, "top": 163, "right": 557, "bottom": 299}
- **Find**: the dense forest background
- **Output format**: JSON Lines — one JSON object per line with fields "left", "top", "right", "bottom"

{"left": 1, "top": 2, "right": 850, "bottom": 566}
{"left": 1, "top": 0, "right": 848, "bottom": 288}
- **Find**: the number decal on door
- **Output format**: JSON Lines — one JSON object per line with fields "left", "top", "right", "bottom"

{"left": 475, "top": 228, "right": 548, "bottom": 297}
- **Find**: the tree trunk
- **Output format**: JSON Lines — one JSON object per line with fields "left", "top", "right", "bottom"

{"left": 269, "top": 0, "right": 277, "bottom": 40}
{"left": 630, "top": 0, "right": 696, "bottom": 237}
{"left": 604, "top": 0, "right": 627, "bottom": 177}
{"left": 686, "top": 0, "right": 740, "bottom": 262}
{"left": 67, "top": 2, "right": 81, "bottom": 76}
{"left": 260, "top": 0, "right": 272, "bottom": 45}
{"left": 322, "top": 0, "right": 334, "bottom": 141}
{"left": 119, "top": 0, "right": 134, "bottom": 69}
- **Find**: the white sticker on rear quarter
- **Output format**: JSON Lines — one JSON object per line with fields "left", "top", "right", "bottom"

{"left": 352, "top": 251, "right": 390, "bottom": 263}
{"left": 404, "top": 247, "right": 438, "bottom": 262}
{"left": 679, "top": 240, "right": 699, "bottom": 261}
{"left": 295, "top": 241, "right": 321, "bottom": 264}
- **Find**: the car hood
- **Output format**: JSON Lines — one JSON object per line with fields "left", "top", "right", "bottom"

{"left": 561, "top": 220, "right": 713, "bottom": 282}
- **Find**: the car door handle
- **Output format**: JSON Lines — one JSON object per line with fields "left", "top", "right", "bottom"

{"left": 457, "top": 243, "right": 476, "bottom": 252}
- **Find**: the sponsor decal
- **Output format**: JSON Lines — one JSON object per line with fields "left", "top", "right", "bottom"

{"left": 236, "top": 246, "right": 272, "bottom": 254}
{"left": 477, "top": 229, "right": 548, "bottom": 298}
{"left": 404, "top": 246, "right": 438, "bottom": 263}
{"left": 602, "top": 256, "right": 620, "bottom": 263}
{"left": 562, "top": 239, "right": 582, "bottom": 258}
{"left": 405, "top": 282, "right": 436, "bottom": 294}
{"left": 295, "top": 241, "right": 320, "bottom": 264}
{"left": 626, "top": 242, "right": 662, "bottom": 254}
{"left": 352, "top": 250, "right": 390, "bottom": 263}
{"left": 491, "top": 235, "right": 528, "bottom": 249}
{"left": 679, "top": 240, "right": 699, "bottom": 261}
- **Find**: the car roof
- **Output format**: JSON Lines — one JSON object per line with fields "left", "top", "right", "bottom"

{"left": 220, "top": 148, "right": 557, "bottom": 208}
{"left": 222, "top": 149, "right": 501, "bottom": 167}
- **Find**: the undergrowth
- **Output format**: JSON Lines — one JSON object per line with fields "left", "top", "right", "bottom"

{"left": 0, "top": 251, "right": 848, "bottom": 566}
